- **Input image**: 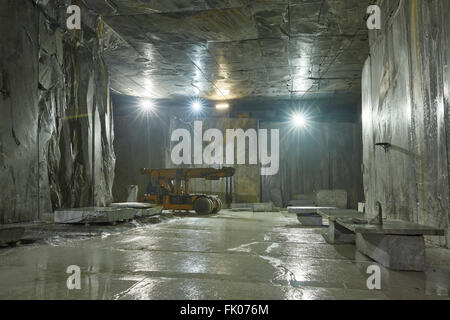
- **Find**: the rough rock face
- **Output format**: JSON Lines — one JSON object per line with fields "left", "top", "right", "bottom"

{"left": 82, "top": 0, "right": 372, "bottom": 101}
{"left": 0, "top": 0, "right": 115, "bottom": 223}
{"left": 111, "top": 102, "right": 364, "bottom": 208}
{"left": 362, "top": 0, "right": 450, "bottom": 245}
{"left": 112, "top": 111, "right": 168, "bottom": 203}
{"left": 260, "top": 121, "right": 363, "bottom": 209}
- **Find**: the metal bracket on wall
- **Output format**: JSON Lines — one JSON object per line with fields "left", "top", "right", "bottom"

{"left": 375, "top": 142, "right": 391, "bottom": 153}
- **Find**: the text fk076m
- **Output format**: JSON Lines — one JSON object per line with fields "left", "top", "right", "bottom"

{"left": 170, "top": 121, "right": 280, "bottom": 176}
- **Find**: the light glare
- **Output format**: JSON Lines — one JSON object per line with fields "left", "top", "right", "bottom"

{"left": 216, "top": 103, "right": 229, "bottom": 110}
{"left": 217, "top": 88, "right": 230, "bottom": 97}
{"left": 292, "top": 113, "right": 307, "bottom": 127}
{"left": 192, "top": 101, "right": 202, "bottom": 112}
{"left": 140, "top": 100, "right": 154, "bottom": 113}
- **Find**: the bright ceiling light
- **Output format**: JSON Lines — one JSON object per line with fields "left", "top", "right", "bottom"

{"left": 140, "top": 100, "right": 154, "bottom": 113}
{"left": 192, "top": 100, "right": 202, "bottom": 112}
{"left": 292, "top": 112, "right": 307, "bottom": 128}
{"left": 216, "top": 103, "right": 229, "bottom": 110}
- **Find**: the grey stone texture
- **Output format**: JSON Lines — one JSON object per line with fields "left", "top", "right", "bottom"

{"left": 296, "top": 213, "right": 323, "bottom": 226}
{"left": 291, "top": 194, "right": 314, "bottom": 201}
{"left": 0, "top": 226, "right": 25, "bottom": 245}
{"left": 231, "top": 203, "right": 254, "bottom": 210}
{"left": 81, "top": 0, "right": 371, "bottom": 100}
{"left": 260, "top": 122, "right": 363, "bottom": 209}
{"left": 288, "top": 207, "right": 335, "bottom": 214}
{"left": 356, "top": 233, "right": 426, "bottom": 271}
{"left": 112, "top": 113, "right": 364, "bottom": 209}
{"left": 337, "top": 219, "right": 445, "bottom": 236}
{"left": 316, "top": 209, "right": 363, "bottom": 244}
{"left": 110, "top": 202, "right": 155, "bottom": 209}
{"left": 328, "top": 221, "right": 355, "bottom": 245}
{"left": 362, "top": 0, "right": 450, "bottom": 246}
{"left": 55, "top": 207, "right": 136, "bottom": 224}
{"left": 112, "top": 113, "right": 167, "bottom": 202}
{"left": 315, "top": 190, "right": 348, "bottom": 209}
{"left": 288, "top": 200, "right": 315, "bottom": 207}
{"left": 0, "top": 1, "right": 115, "bottom": 224}
{"left": 253, "top": 203, "right": 274, "bottom": 212}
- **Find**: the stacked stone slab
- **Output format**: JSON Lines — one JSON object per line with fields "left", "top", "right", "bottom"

{"left": 253, "top": 203, "right": 275, "bottom": 212}
{"left": 314, "top": 190, "right": 348, "bottom": 209}
{"left": 288, "top": 207, "right": 335, "bottom": 226}
{"left": 54, "top": 207, "right": 136, "bottom": 224}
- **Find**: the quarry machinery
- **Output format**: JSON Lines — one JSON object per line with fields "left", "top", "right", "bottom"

{"left": 141, "top": 167, "right": 235, "bottom": 215}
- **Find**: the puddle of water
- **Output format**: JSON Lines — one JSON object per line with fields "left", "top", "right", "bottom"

{"left": 227, "top": 242, "right": 260, "bottom": 253}
{"left": 265, "top": 243, "right": 280, "bottom": 253}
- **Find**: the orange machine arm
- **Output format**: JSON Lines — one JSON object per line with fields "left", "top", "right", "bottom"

{"left": 141, "top": 167, "right": 235, "bottom": 181}
{"left": 141, "top": 167, "right": 235, "bottom": 196}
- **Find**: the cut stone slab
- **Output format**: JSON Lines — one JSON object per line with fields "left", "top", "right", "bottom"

{"left": 111, "top": 202, "right": 155, "bottom": 209}
{"left": 110, "top": 204, "right": 163, "bottom": 218}
{"left": 356, "top": 233, "right": 426, "bottom": 271}
{"left": 328, "top": 221, "right": 356, "bottom": 244}
{"left": 135, "top": 206, "right": 163, "bottom": 217}
{"left": 288, "top": 207, "right": 335, "bottom": 214}
{"left": 288, "top": 207, "right": 335, "bottom": 227}
{"left": 335, "top": 218, "right": 445, "bottom": 271}
{"left": 54, "top": 207, "right": 137, "bottom": 224}
{"left": 0, "top": 226, "right": 25, "bottom": 245}
{"left": 336, "top": 219, "right": 445, "bottom": 236}
{"left": 296, "top": 213, "right": 323, "bottom": 226}
{"left": 314, "top": 190, "right": 348, "bottom": 209}
{"left": 317, "top": 209, "right": 362, "bottom": 244}
{"left": 253, "top": 202, "right": 274, "bottom": 212}
{"left": 317, "top": 209, "right": 362, "bottom": 221}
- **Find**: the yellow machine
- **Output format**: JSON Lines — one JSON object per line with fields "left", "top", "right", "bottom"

{"left": 141, "top": 167, "right": 235, "bottom": 215}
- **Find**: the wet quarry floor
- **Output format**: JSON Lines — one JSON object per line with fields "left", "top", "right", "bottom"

{"left": 0, "top": 211, "right": 449, "bottom": 300}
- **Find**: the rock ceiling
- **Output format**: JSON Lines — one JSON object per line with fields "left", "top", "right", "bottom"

{"left": 83, "top": 0, "right": 372, "bottom": 102}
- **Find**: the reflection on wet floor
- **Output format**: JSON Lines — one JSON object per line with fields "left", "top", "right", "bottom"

{"left": 0, "top": 210, "right": 448, "bottom": 300}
